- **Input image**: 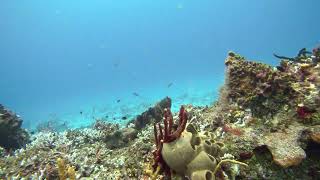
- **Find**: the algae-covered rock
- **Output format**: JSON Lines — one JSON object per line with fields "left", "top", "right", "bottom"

{"left": 121, "top": 127, "right": 138, "bottom": 143}
{"left": 130, "top": 97, "right": 172, "bottom": 130}
{"left": 308, "top": 125, "right": 320, "bottom": 143}
{"left": 224, "top": 52, "right": 297, "bottom": 118}
{"left": 104, "top": 127, "right": 138, "bottom": 149}
{"left": 0, "top": 104, "right": 29, "bottom": 150}
{"left": 260, "top": 124, "right": 306, "bottom": 168}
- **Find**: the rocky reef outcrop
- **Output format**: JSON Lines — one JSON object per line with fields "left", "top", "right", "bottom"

{"left": 225, "top": 52, "right": 297, "bottom": 118}
{"left": 211, "top": 50, "right": 320, "bottom": 178}
{"left": 129, "top": 96, "right": 172, "bottom": 130}
{"left": 0, "top": 104, "right": 29, "bottom": 150}
{"left": 148, "top": 49, "right": 320, "bottom": 179}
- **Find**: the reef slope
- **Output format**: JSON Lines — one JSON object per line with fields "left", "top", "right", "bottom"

{"left": 1, "top": 49, "right": 320, "bottom": 179}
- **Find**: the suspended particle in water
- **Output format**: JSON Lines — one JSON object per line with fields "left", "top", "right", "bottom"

{"left": 87, "top": 63, "right": 93, "bottom": 69}
{"left": 55, "top": 9, "right": 61, "bottom": 15}
{"left": 177, "top": 3, "right": 184, "bottom": 9}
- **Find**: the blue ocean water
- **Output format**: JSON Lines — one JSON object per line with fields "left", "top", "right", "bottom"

{"left": 0, "top": 0, "right": 319, "bottom": 130}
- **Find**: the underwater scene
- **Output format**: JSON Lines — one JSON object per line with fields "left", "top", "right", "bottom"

{"left": 1, "top": 0, "right": 320, "bottom": 179}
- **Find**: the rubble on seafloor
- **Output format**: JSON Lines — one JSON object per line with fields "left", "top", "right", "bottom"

{"left": 1, "top": 48, "right": 320, "bottom": 179}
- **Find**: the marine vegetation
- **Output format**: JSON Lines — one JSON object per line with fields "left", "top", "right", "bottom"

{"left": 0, "top": 45, "right": 320, "bottom": 179}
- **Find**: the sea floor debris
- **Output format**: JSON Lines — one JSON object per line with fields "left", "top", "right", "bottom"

{"left": 1, "top": 48, "right": 320, "bottom": 179}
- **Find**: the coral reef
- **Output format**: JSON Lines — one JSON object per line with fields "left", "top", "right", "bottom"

{"left": 0, "top": 104, "right": 29, "bottom": 150}
{"left": 92, "top": 120, "right": 138, "bottom": 149}
{"left": 104, "top": 127, "right": 138, "bottom": 149}
{"left": 36, "top": 118, "right": 69, "bottom": 133}
{"left": 214, "top": 49, "right": 320, "bottom": 178}
{"left": 225, "top": 52, "right": 297, "bottom": 118}
{"left": 152, "top": 106, "right": 247, "bottom": 179}
{"left": 1, "top": 46, "right": 320, "bottom": 179}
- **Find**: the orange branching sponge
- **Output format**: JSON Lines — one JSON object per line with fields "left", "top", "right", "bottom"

{"left": 67, "top": 166, "right": 76, "bottom": 180}
{"left": 57, "top": 157, "right": 76, "bottom": 180}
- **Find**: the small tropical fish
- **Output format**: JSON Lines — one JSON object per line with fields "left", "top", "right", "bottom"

{"left": 80, "top": 111, "right": 83, "bottom": 115}
{"left": 117, "top": 99, "right": 121, "bottom": 103}
{"left": 113, "top": 62, "right": 119, "bottom": 68}
{"left": 133, "top": 92, "right": 140, "bottom": 97}
{"left": 121, "top": 116, "right": 127, "bottom": 120}
{"left": 167, "top": 82, "right": 173, "bottom": 88}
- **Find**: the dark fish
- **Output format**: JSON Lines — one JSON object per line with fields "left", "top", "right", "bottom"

{"left": 105, "top": 115, "right": 109, "bottom": 118}
{"left": 121, "top": 116, "right": 127, "bottom": 120}
{"left": 117, "top": 99, "right": 121, "bottom": 103}
{"left": 167, "top": 82, "right": 173, "bottom": 88}
{"left": 132, "top": 92, "right": 139, "bottom": 97}
{"left": 80, "top": 111, "right": 83, "bottom": 115}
